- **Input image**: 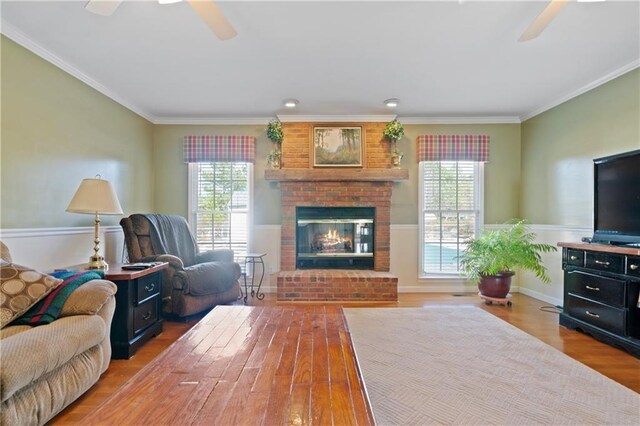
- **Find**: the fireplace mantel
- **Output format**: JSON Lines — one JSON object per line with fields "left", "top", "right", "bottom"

{"left": 265, "top": 168, "right": 409, "bottom": 182}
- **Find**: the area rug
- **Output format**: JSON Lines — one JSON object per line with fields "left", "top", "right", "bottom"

{"left": 344, "top": 307, "right": 639, "bottom": 425}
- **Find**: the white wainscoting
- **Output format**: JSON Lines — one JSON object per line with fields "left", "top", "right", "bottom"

{"left": 0, "top": 226, "right": 124, "bottom": 272}
{"left": 251, "top": 224, "right": 480, "bottom": 294}
{"left": 1, "top": 223, "right": 588, "bottom": 306}
{"left": 517, "top": 224, "right": 591, "bottom": 307}
{"left": 251, "top": 225, "right": 281, "bottom": 293}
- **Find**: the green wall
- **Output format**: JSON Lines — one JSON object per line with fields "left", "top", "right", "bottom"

{"left": 152, "top": 123, "right": 520, "bottom": 226}
{"left": 400, "top": 124, "right": 521, "bottom": 224}
{"left": 521, "top": 69, "right": 640, "bottom": 226}
{"left": 3, "top": 35, "right": 637, "bottom": 232}
{"left": 152, "top": 124, "right": 280, "bottom": 225}
{"left": 1, "top": 36, "right": 155, "bottom": 228}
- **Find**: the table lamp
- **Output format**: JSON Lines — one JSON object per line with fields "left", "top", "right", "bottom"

{"left": 66, "top": 176, "right": 123, "bottom": 270}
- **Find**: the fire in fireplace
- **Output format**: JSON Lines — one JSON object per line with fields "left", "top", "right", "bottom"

{"left": 296, "top": 207, "right": 375, "bottom": 269}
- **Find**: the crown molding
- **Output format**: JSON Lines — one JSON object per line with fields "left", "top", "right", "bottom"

{"left": 399, "top": 116, "right": 521, "bottom": 125}
{"left": 3, "top": 19, "right": 636, "bottom": 127}
{"left": 276, "top": 114, "right": 397, "bottom": 123}
{"left": 1, "top": 20, "right": 156, "bottom": 123}
{"left": 154, "top": 117, "right": 273, "bottom": 125}
{"left": 520, "top": 60, "right": 640, "bottom": 122}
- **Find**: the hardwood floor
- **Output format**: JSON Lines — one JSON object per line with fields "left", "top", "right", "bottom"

{"left": 51, "top": 292, "right": 640, "bottom": 425}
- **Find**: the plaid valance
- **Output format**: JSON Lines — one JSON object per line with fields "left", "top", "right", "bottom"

{"left": 183, "top": 135, "right": 256, "bottom": 163}
{"left": 417, "top": 135, "right": 490, "bottom": 162}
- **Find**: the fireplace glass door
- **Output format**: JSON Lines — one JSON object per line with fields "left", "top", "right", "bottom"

{"left": 296, "top": 207, "right": 374, "bottom": 269}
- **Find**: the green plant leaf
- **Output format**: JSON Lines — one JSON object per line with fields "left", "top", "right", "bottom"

{"left": 458, "top": 220, "right": 557, "bottom": 284}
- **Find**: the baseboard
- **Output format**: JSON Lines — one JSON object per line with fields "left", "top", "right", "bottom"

{"left": 518, "top": 287, "right": 562, "bottom": 307}
{"left": 399, "top": 284, "right": 489, "bottom": 293}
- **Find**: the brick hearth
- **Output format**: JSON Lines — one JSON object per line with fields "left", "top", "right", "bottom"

{"left": 277, "top": 270, "right": 398, "bottom": 302}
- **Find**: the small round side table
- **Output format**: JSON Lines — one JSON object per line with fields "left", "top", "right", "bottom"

{"left": 242, "top": 253, "right": 267, "bottom": 304}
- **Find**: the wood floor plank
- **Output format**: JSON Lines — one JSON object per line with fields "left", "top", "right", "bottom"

{"left": 275, "top": 321, "right": 301, "bottom": 378}
{"left": 312, "top": 326, "right": 329, "bottom": 384}
{"left": 138, "top": 375, "right": 217, "bottom": 424}
{"left": 331, "top": 382, "right": 357, "bottom": 426}
{"left": 286, "top": 384, "right": 311, "bottom": 426}
{"left": 310, "top": 382, "right": 333, "bottom": 426}
{"left": 191, "top": 380, "right": 236, "bottom": 426}
{"left": 251, "top": 335, "right": 286, "bottom": 393}
{"left": 262, "top": 375, "right": 293, "bottom": 426}
{"left": 216, "top": 367, "right": 262, "bottom": 425}
{"left": 328, "top": 335, "right": 348, "bottom": 384}
{"left": 220, "top": 308, "right": 272, "bottom": 381}
{"left": 292, "top": 332, "right": 313, "bottom": 385}
{"left": 84, "top": 367, "right": 174, "bottom": 424}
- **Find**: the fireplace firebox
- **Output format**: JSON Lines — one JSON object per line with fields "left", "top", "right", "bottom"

{"left": 296, "top": 207, "right": 375, "bottom": 269}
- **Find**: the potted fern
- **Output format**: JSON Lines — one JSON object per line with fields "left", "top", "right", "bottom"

{"left": 459, "top": 220, "right": 557, "bottom": 299}
{"left": 383, "top": 120, "right": 404, "bottom": 167}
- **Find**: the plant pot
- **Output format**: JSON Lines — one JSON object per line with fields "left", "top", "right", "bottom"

{"left": 478, "top": 271, "right": 515, "bottom": 298}
{"left": 391, "top": 154, "right": 401, "bottom": 168}
{"left": 270, "top": 157, "right": 281, "bottom": 169}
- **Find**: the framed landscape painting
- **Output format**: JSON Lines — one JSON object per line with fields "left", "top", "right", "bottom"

{"left": 313, "top": 126, "right": 363, "bottom": 167}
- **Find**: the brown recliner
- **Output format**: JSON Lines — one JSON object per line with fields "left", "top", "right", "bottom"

{"left": 120, "top": 214, "right": 241, "bottom": 317}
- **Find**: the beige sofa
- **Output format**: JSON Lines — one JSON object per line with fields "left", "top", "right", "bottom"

{"left": 0, "top": 244, "right": 117, "bottom": 425}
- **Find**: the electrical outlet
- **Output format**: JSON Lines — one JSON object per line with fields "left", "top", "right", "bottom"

{"left": 269, "top": 266, "right": 274, "bottom": 274}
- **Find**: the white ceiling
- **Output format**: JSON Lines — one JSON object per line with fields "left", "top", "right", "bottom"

{"left": 2, "top": 0, "right": 639, "bottom": 123}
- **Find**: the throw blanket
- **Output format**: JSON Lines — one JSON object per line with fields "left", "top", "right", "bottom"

{"left": 141, "top": 214, "right": 198, "bottom": 267}
{"left": 13, "top": 270, "right": 104, "bottom": 326}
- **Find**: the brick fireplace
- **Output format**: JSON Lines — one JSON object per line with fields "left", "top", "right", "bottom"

{"left": 281, "top": 181, "right": 391, "bottom": 272}
{"left": 265, "top": 121, "right": 408, "bottom": 302}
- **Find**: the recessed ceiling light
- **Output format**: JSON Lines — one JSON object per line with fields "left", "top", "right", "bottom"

{"left": 284, "top": 99, "right": 299, "bottom": 108}
{"left": 384, "top": 98, "right": 400, "bottom": 108}
{"left": 158, "top": 0, "right": 182, "bottom": 5}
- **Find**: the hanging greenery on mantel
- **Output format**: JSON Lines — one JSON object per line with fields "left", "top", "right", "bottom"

{"left": 266, "top": 119, "right": 284, "bottom": 168}
{"left": 383, "top": 119, "right": 405, "bottom": 168}
{"left": 266, "top": 120, "right": 284, "bottom": 144}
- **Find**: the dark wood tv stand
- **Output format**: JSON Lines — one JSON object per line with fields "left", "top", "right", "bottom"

{"left": 558, "top": 242, "right": 640, "bottom": 358}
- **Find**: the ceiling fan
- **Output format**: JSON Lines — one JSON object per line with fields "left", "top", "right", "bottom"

{"left": 519, "top": 0, "right": 605, "bottom": 42}
{"left": 84, "top": 0, "right": 237, "bottom": 40}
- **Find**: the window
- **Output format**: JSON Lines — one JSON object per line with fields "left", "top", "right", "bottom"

{"left": 189, "top": 162, "right": 252, "bottom": 261}
{"left": 419, "top": 161, "right": 483, "bottom": 276}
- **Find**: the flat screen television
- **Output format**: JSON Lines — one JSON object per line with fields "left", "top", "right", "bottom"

{"left": 593, "top": 149, "right": 640, "bottom": 245}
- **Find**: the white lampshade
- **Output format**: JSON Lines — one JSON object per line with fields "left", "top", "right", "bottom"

{"left": 66, "top": 178, "right": 123, "bottom": 215}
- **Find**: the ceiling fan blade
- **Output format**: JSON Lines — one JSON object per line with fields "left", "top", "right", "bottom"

{"left": 187, "top": 0, "right": 237, "bottom": 41}
{"left": 519, "top": 0, "right": 569, "bottom": 42}
{"left": 84, "top": 0, "right": 124, "bottom": 17}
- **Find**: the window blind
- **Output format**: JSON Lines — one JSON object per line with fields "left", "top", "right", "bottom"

{"left": 191, "top": 162, "right": 250, "bottom": 261}
{"left": 421, "top": 161, "right": 481, "bottom": 274}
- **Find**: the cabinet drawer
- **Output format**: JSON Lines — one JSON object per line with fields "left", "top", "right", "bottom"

{"left": 627, "top": 256, "right": 640, "bottom": 278}
{"left": 566, "top": 249, "right": 584, "bottom": 267}
{"left": 136, "top": 274, "right": 160, "bottom": 305}
{"left": 565, "top": 270, "right": 626, "bottom": 308}
{"left": 585, "top": 252, "right": 624, "bottom": 274}
{"left": 133, "top": 298, "right": 158, "bottom": 335}
{"left": 565, "top": 295, "right": 626, "bottom": 335}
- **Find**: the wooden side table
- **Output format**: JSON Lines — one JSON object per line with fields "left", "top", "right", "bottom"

{"left": 104, "top": 263, "right": 168, "bottom": 359}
